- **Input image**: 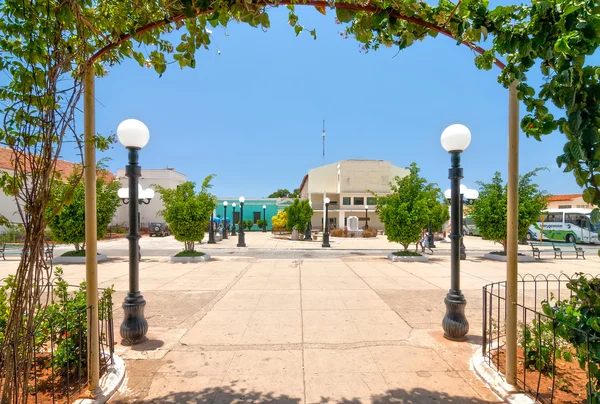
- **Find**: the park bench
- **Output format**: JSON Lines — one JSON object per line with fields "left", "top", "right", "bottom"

{"left": 1, "top": 243, "right": 23, "bottom": 260}
{"left": 529, "top": 241, "right": 585, "bottom": 259}
{"left": 0, "top": 243, "right": 55, "bottom": 260}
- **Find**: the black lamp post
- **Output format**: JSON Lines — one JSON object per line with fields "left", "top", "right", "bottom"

{"left": 231, "top": 202, "right": 237, "bottom": 236}
{"left": 262, "top": 204, "right": 267, "bottom": 232}
{"left": 305, "top": 201, "right": 313, "bottom": 241}
{"left": 237, "top": 196, "right": 246, "bottom": 247}
{"left": 440, "top": 123, "right": 471, "bottom": 341}
{"left": 322, "top": 197, "right": 331, "bottom": 248}
{"left": 208, "top": 211, "right": 216, "bottom": 244}
{"left": 116, "top": 118, "right": 151, "bottom": 345}
{"left": 365, "top": 205, "right": 369, "bottom": 229}
{"left": 445, "top": 185, "right": 478, "bottom": 260}
{"left": 223, "top": 201, "right": 228, "bottom": 239}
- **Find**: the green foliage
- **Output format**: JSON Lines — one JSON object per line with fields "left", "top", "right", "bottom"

{"left": 542, "top": 275, "right": 600, "bottom": 400}
{"left": 257, "top": 219, "right": 268, "bottom": 229}
{"left": 374, "top": 163, "right": 445, "bottom": 251}
{"left": 61, "top": 250, "right": 87, "bottom": 257}
{"left": 0, "top": 224, "right": 25, "bottom": 244}
{"left": 519, "top": 319, "right": 573, "bottom": 373}
{"left": 155, "top": 176, "right": 216, "bottom": 251}
{"left": 238, "top": 219, "right": 254, "bottom": 231}
{"left": 268, "top": 188, "right": 299, "bottom": 198}
{"left": 47, "top": 173, "right": 120, "bottom": 250}
{"left": 174, "top": 250, "right": 205, "bottom": 257}
{"left": 284, "top": 199, "right": 313, "bottom": 232}
{"left": 471, "top": 169, "right": 547, "bottom": 251}
{"left": 392, "top": 251, "right": 423, "bottom": 257}
{"left": 0, "top": 268, "right": 114, "bottom": 376}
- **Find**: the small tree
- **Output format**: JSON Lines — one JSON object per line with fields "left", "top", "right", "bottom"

{"left": 285, "top": 199, "right": 313, "bottom": 232}
{"left": 272, "top": 210, "right": 288, "bottom": 233}
{"left": 471, "top": 169, "right": 547, "bottom": 252}
{"left": 374, "top": 163, "right": 445, "bottom": 251}
{"left": 47, "top": 173, "right": 120, "bottom": 251}
{"left": 155, "top": 176, "right": 216, "bottom": 252}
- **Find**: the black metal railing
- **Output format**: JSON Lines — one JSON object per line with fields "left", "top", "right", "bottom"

{"left": 483, "top": 273, "right": 600, "bottom": 403}
{"left": 0, "top": 284, "right": 114, "bottom": 403}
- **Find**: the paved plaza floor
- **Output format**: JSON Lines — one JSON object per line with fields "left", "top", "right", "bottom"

{"left": 1, "top": 236, "right": 598, "bottom": 403}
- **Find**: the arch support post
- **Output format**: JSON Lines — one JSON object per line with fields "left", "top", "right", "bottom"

{"left": 505, "top": 81, "right": 519, "bottom": 386}
{"left": 84, "top": 66, "right": 100, "bottom": 396}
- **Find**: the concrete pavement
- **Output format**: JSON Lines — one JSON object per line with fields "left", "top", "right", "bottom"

{"left": 1, "top": 247, "right": 598, "bottom": 403}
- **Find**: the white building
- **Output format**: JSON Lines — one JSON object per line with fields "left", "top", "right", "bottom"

{"left": 112, "top": 168, "right": 186, "bottom": 227}
{"left": 0, "top": 147, "right": 116, "bottom": 229}
{"left": 298, "top": 160, "right": 409, "bottom": 230}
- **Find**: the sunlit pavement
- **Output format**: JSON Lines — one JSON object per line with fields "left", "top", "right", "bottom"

{"left": 2, "top": 247, "right": 598, "bottom": 403}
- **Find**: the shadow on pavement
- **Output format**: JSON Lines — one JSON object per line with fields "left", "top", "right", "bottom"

{"left": 112, "top": 386, "right": 498, "bottom": 403}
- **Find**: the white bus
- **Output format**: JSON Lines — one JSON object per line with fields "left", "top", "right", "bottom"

{"left": 527, "top": 208, "right": 599, "bottom": 244}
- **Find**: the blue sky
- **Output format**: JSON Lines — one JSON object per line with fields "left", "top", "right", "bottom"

{"left": 68, "top": 6, "right": 594, "bottom": 197}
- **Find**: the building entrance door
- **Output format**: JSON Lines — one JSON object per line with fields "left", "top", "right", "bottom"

{"left": 329, "top": 218, "right": 337, "bottom": 229}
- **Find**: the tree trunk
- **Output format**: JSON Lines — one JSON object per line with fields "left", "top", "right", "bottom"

{"left": 402, "top": 243, "right": 409, "bottom": 251}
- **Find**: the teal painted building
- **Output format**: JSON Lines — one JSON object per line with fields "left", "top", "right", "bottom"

{"left": 214, "top": 198, "right": 293, "bottom": 231}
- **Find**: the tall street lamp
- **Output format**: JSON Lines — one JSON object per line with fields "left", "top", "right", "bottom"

{"left": 237, "top": 196, "right": 246, "bottom": 247}
{"left": 305, "top": 201, "right": 313, "bottom": 241}
{"left": 208, "top": 210, "right": 216, "bottom": 244}
{"left": 116, "top": 118, "right": 150, "bottom": 345}
{"left": 231, "top": 202, "right": 237, "bottom": 236}
{"left": 365, "top": 205, "right": 369, "bottom": 229}
{"left": 440, "top": 123, "right": 471, "bottom": 341}
{"left": 322, "top": 197, "right": 331, "bottom": 248}
{"left": 223, "top": 201, "right": 228, "bottom": 239}
{"left": 444, "top": 186, "right": 479, "bottom": 260}
{"left": 118, "top": 184, "right": 154, "bottom": 260}
{"left": 262, "top": 204, "right": 267, "bottom": 232}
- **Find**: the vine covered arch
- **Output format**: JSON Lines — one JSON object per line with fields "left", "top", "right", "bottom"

{"left": 0, "top": 0, "right": 598, "bottom": 400}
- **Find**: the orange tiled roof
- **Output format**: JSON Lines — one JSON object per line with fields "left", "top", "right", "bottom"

{"left": 546, "top": 194, "right": 582, "bottom": 202}
{"left": 0, "top": 147, "right": 115, "bottom": 182}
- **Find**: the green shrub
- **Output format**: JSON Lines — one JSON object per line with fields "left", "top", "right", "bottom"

{"left": 542, "top": 275, "right": 600, "bottom": 400}
{"left": 257, "top": 219, "right": 267, "bottom": 229}
{"left": 0, "top": 225, "right": 25, "bottom": 243}
{"left": 392, "top": 251, "right": 422, "bottom": 257}
{"left": 61, "top": 250, "right": 87, "bottom": 257}
{"left": 174, "top": 250, "right": 205, "bottom": 257}
{"left": 519, "top": 319, "right": 572, "bottom": 373}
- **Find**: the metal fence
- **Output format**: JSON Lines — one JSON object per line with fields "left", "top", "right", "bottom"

{"left": 482, "top": 273, "right": 600, "bottom": 403}
{"left": 0, "top": 286, "right": 114, "bottom": 403}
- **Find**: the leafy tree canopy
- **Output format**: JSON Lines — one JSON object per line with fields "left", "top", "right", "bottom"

{"left": 47, "top": 172, "right": 120, "bottom": 251}
{"left": 268, "top": 189, "right": 299, "bottom": 198}
{"left": 374, "top": 163, "right": 446, "bottom": 251}
{"left": 470, "top": 169, "right": 548, "bottom": 251}
{"left": 285, "top": 199, "right": 313, "bottom": 232}
{"left": 155, "top": 176, "right": 216, "bottom": 251}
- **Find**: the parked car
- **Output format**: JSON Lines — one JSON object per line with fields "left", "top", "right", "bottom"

{"left": 149, "top": 222, "right": 170, "bottom": 237}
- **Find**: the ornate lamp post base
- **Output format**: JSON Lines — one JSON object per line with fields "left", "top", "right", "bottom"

{"left": 442, "top": 290, "right": 469, "bottom": 341}
{"left": 120, "top": 292, "right": 148, "bottom": 345}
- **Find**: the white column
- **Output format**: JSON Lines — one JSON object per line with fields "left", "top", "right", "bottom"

{"left": 339, "top": 210, "right": 345, "bottom": 229}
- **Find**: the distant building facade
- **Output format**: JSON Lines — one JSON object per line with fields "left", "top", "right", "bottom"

{"left": 0, "top": 147, "right": 115, "bottom": 228}
{"left": 298, "top": 160, "right": 409, "bottom": 230}
{"left": 112, "top": 168, "right": 186, "bottom": 227}
{"left": 546, "top": 194, "right": 592, "bottom": 210}
{"left": 214, "top": 198, "right": 293, "bottom": 231}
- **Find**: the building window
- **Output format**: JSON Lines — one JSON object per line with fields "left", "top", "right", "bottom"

{"left": 577, "top": 204, "right": 589, "bottom": 208}
{"left": 558, "top": 205, "right": 572, "bottom": 209}
{"left": 253, "top": 212, "right": 261, "bottom": 223}
{"left": 353, "top": 197, "right": 364, "bottom": 205}
{"left": 343, "top": 197, "right": 351, "bottom": 205}
{"left": 234, "top": 212, "right": 240, "bottom": 223}
{"left": 367, "top": 197, "right": 376, "bottom": 205}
